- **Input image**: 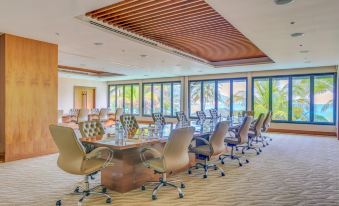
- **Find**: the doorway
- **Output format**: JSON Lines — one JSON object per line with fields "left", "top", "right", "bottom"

{"left": 74, "top": 86, "right": 96, "bottom": 109}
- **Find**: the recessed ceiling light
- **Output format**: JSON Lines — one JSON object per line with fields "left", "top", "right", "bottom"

{"left": 291, "top": 32, "right": 304, "bottom": 37}
{"left": 94, "top": 42, "right": 103, "bottom": 46}
{"left": 274, "top": 0, "right": 294, "bottom": 5}
{"left": 55, "top": 32, "right": 60, "bottom": 36}
{"left": 121, "top": 49, "right": 125, "bottom": 52}
{"left": 290, "top": 21, "right": 295, "bottom": 25}
{"left": 140, "top": 54, "right": 147, "bottom": 58}
{"left": 299, "top": 44, "right": 303, "bottom": 47}
{"left": 300, "top": 50, "right": 309, "bottom": 53}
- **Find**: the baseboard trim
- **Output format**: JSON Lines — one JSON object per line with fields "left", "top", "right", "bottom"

{"left": 268, "top": 128, "right": 337, "bottom": 137}
{"left": 0, "top": 152, "right": 4, "bottom": 163}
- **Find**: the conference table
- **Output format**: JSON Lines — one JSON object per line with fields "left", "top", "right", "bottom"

{"left": 80, "top": 118, "right": 243, "bottom": 193}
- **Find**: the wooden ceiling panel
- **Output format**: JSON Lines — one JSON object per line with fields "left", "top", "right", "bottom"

{"left": 86, "top": 0, "right": 272, "bottom": 66}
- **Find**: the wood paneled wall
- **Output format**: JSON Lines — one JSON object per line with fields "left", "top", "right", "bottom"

{"left": 0, "top": 35, "right": 5, "bottom": 159}
{"left": 0, "top": 34, "right": 58, "bottom": 162}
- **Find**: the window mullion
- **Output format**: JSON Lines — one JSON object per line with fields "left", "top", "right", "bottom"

{"left": 288, "top": 76, "right": 292, "bottom": 121}
{"left": 230, "top": 80, "right": 234, "bottom": 117}
{"left": 310, "top": 75, "right": 314, "bottom": 123}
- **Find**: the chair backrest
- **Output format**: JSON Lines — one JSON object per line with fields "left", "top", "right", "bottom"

{"left": 69, "top": 109, "right": 79, "bottom": 116}
{"left": 79, "top": 120, "right": 105, "bottom": 137}
{"left": 77, "top": 109, "right": 89, "bottom": 123}
{"left": 196, "top": 111, "right": 206, "bottom": 121}
{"left": 115, "top": 108, "right": 124, "bottom": 121}
{"left": 163, "top": 127, "right": 195, "bottom": 172}
{"left": 99, "top": 108, "right": 109, "bottom": 121}
{"left": 152, "top": 113, "right": 166, "bottom": 125}
{"left": 238, "top": 116, "right": 253, "bottom": 144}
{"left": 263, "top": 111, "right": 272, "bottom": 132}
{"left": 49, "top": 125, "right": 86, "bottom": 174}
{"left": 254, "top": 113, "right": 265, "bottom": 136}
{"left": 91, "top": 108, "right": 100, "bottom": 114}
{"left": 120, "top": 114, "right": 139, "bottom": 135}
{"left": 209, "top": 121, "right": 229, "bottom": 156}
{"left": 209, "top": 109, "right": 219, "bottom": 119}
{"left": 241, "top": 111, "right": 253, "bottom": 117}
{"left": 176, "top": 111, "right": 188, "bottom": 122}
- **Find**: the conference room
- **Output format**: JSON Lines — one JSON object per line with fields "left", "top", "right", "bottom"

{"left": 0, "top": 0, "right": 338, "bottom": 205}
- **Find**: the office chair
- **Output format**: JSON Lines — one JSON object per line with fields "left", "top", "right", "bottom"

{"left": 69, "top": 109, "right": 80, "bottom": 123}
{"left": 77, "top": 109, "right": 89, "bottom": 123}
{"left": 140, "top": 127, "right": 195, "bottom": 200}
{"left": 262, "top": 111, "right": 272, "bottom": 143}
{"left": 152, "top": 113, "right": 166, "bottom": 125}
{"left": 115, "top": 108, "right": 124, "bottom": 123}
{"left": 219, "top": 116, "right": 252, "bottom": 166}
{"left": 78, "top": 120, "right": 105, "bottom": 153}
{"left": 209, "top": 109, "right": 220, "bottom": 120}
{"left": 120, "top": 114, "right": 139, "bottom": 136}
{"left": 237, "top": 113, "right": 265, "bottom": 155}
{"left": 49, "top": 125, "right": 113, "bottom": 206}
{"left": 196, "top": 111, "right": 207, "bottom": 122}
{"left": 98, "top": 108, "right": 109, "bottom": 123}
{"left": 176, "top": 111, "right": 188, "bottom": 123}
{"left": 188, "top": 121, "right": 229, "bottom": 178}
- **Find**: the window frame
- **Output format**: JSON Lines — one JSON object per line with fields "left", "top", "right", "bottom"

{"left": 142, "top": 81, "right": 181, "bottom": 117}
{"left": 188, "top": 78, "right": 248, "bottom": 118}
{"left": 252, "top": 72, "right": 337, "bottom": 125}
{"left": 108, "top": 83, "right": 140, "bottom": 115}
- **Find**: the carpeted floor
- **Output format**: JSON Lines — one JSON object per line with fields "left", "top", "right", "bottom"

{"left": 0, "top": 133, "right": 339, "bottom": 206}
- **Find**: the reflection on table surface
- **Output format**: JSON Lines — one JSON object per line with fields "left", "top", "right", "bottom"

{"left": 81, "top": 118, "right": 243, "bottom": 150}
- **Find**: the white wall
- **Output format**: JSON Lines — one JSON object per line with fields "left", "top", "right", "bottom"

{"left": 58, "top": 77, "right": 108, "bottom": 112}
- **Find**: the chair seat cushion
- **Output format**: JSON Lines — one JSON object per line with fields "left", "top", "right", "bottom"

{"left": 146, "top": 158, "right": 166, "bottom": 173}
{"left": 190, "top": 145, "right": 211, "bottom": 156}
{"left": 248, "top": 130, "right": 255, "bottom": 138}
{"left": 82, "top": 158, "right": 107, "bottom": 174}
{"left": 225, "top": 137, "right": 239, "bottom": 145}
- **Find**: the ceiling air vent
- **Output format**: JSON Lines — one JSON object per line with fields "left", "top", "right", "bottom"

{"left": 76, "top": 15, "right": 209, "bottom": 66}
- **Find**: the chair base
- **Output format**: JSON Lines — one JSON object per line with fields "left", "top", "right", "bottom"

{"left": 188, "top": 159, "right": 225, "bottom": 178}
{"left": 141, "top": 173, "right": 185, "bottom": 200}
{"left": 236, "top": 139, "right": 262, "bottom": 155}
{"left": 219, "top": 145, "right": 249, "bottom": 167}
{"left": 55, "top": 175, "right": 112, "bottom": 206}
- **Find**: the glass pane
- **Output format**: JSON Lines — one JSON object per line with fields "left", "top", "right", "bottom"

{"left": 124, "top": 85, "right": 132, "bottom": 114}
{"left": 173, "top": 83, "right": 181, "bottom": 115}
{"left": 132, "top": 85, "right": 140, "bottom": 115}
{"left": 314, "top": 75, "right": 334, "bottom": 123}
{"left": 253, "top": 79, "right": 269, "bottom": 118}
{"left": 162, "top": 83, "right": 172, "bottom": 116}
{"left": 233, "top": 80, "right": 247, "bottom": 117}
{"left": 143, "top": 84, "right": 152, "bottom": 115}
{"left": 153, "top": 84, "right": 161, "bottom": 113}
{"left": 217, "top": 80, "right": 230, "bottom": 117}
{"left": 292, "top": 76, "right": 310, "bottom": 121}
{"left": 272, "top": 78, "right": 289, "bottom": 120}
{"left": 203, "top": 81, "right": 215, "bottom": 115}
{"left": 116, "top": 85, "right": 124, "bottom": 109}
{"left": 109, "top": 86, "right": 116, "bottom": 111}
{"left": 190, "top": 82, "right": 201, "bottom": 117}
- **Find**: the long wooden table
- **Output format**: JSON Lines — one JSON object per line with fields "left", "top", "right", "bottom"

{"left": 80, "top": 121, "right": 221, "bottom": 193}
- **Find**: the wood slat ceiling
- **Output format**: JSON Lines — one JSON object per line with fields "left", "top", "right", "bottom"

{"left": 86, "top": 0, "right": 272, "bottom": 67}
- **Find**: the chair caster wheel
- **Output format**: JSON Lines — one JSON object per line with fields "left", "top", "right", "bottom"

{"left": 106, "top": 198, "right": 112, "bottom": 204}
{"left": 221, "top": 161, "right": 224, "bottom": 165}
{"left": 242, "top": 151, "right": 245, "bottom": 154}
{"left": 152, "top": 195, "right": 157, "bottom": 200}
{"left": 256, "top": 152, "right": 260, "bottom": 155}
{"left": 180, "top": 183, "right": 185, "bottom": 188}
{"left": 239, "top": 163, "right": 242, "bottom": 167}
{"left": 259, "top": 149, "right": 262, "bottom": 152}
{"left": 179, "top": 193, "right": 184, "bottom": 198}
{"left": 102, "top": 187, "right": 107, "bottom": 193}
{"left": 218, "top": 156, "right": 221, "bottom": 160}
{"left": 263, "top": 145, "right": 266, "bottom": 147}
{"left": 56, "top": 200, "right": 62, "bottom": 206}
{"left": 214, "top": 166, "right": 218, "bottom": 170}
{"left": 195, "top": 166, "right": 199, "bottom": 169}
{"left": 235, "top": 148, "right": 239, "bottom": 151}
{"left": 74, "top": 187, "right": 80, "bottom": 193}
{"left": 141, "top": 185, "right": 146, "bottom": 190}
{"left": 203, "top": 174, "right": 207, "bottom": 178}
{"left": 246, "top": 159, "right": 249, "bottom": 163}
{"left": 221, "top": 172, "right": 225, "bottom": 176}
{"left": 188, "top": 170, "right": 192, "bottom": 174}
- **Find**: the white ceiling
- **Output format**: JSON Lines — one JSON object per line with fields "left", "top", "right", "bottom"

{"left": 0, "top": 0, "right": 338, "bottom": 81}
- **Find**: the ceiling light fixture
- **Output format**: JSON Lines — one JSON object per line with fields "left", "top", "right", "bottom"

{"left": 94, "top": 42, "right": 103, "bottom": 46}
{"left": 290, "top": 21, "right": 295, "bottom": 25}
{"left": 140, "top": 54, "right": 147, "bottom": 58}
{"left": 274, "top": 0, "right": 294, "bottom": 5}
{"left": 291, "top": 32, "right": 304, "bottom": 37}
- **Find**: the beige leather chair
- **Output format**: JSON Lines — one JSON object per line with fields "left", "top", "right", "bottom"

{"left": 176, "top": 111, "right": 188, "bottom": 122}
{"left": 237, "top": 113, "right": 265, "bottom": 155}
{"left": 115, "top": 108, "right": 123, "bottom": 123}
{"left": 209, "top": 109, "right": 220, "bottom": 120}
{"left": 152, "top": 113, "right": 166, "bottom": 125}
{"left": 79, "top": 120, "right": 105, "bottom": 137}
{"left": 69, "top": 109, "right": 80, "bottom": 123}
{"left": 99, "top": 108, "right": 109, "bottom": 122}
{"left": 188, "top": 121, "right": 229, "bottom": 178}
{"left": 49, "top": 125, "right": 113, "bottom": 205}
{"left": 262, "top": 111, "right": 272, "bottom": 143}
{"left": 140, "top": 127, "right": 195, "bottom": 200}
{"left": 77, "top": 109, "right": 89, "bottom": 123}
{"left": 196, "top": 111, "right": 207, "bottom": 122}
{"left": 120, "top": 114, "right": 139, "bottom": 136}
{"left": 219, "top": 116, "right": 253, "bottom": 166}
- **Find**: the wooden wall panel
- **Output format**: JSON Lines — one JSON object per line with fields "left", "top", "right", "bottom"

{"left": 0, "top": 35, "right": 5, "bottom": 160}
{"left": 0, "top": 34, "right": 58, "bottom": 162}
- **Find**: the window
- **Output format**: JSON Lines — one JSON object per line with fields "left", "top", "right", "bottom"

{"left": 189, "top": 78, "right": 247, "bottom": 117}
{"left": 142, "top": 82, "right": 181, "bottom": 117}
{"left": 252, "top": 73, "right": 336, "bottom": 125}
{"left": 109, "top": 84, "right": 140, "bottom": 115}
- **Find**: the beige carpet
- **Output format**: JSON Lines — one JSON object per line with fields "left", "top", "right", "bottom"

{"left": 1, "top": 133, "right": 339, "bottom": 206}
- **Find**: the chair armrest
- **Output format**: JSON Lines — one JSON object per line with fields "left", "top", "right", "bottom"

{"left": 192, "top": 136, "right": 210, "bottom": 146}
{"left": 85, "top": 147, "right": 114, "bottom": 167}
{"left": 140, "top": 147, "right": 163, "bottom": 167}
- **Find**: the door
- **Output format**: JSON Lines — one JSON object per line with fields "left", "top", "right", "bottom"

{"left": 74, "top": 86, "right": 96, "bottom": 109}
